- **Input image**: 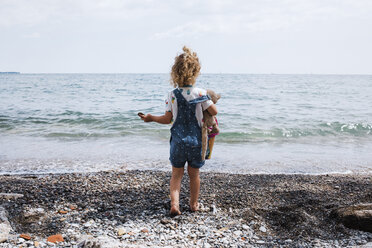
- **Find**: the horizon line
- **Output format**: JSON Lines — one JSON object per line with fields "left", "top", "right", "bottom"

{"left": 2, "top": 72, "right": 372, "bottom": 76}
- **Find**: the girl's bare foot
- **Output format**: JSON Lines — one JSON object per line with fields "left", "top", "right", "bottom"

{"left": 190, "top": 202, "right": 199, "bottom": 212}
{"left": 170, "top": 204, "right": 181, "bottom": 216}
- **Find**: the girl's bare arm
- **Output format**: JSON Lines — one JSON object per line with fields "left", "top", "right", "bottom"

{"left": 207, "top": 104, "right": 218, "bottom": 115}
{"left": 140, "top": 111, "right": 173, "bottom": 124}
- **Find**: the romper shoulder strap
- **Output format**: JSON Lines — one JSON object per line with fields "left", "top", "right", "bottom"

{"left": 173, "top": 88, "right": 210, "bottom": 105}
{"left": 188, "top": 95, "right": 210, "bottom": 105}
{"left": 173, "top": 88, "right": 185, "bottom": 102}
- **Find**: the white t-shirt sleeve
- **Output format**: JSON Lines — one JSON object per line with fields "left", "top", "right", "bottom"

{"left": 165, "top": 92, "right": 173, "bottom": 113}
{"left": 201, "top": 99, "right": 213, "bottom": 111}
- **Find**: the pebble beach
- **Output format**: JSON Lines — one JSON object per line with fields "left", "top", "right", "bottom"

{"left": 0, "top": 170, "right": 371, "bottom": 247}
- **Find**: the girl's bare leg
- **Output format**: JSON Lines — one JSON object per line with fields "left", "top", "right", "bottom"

{"left": 170, "top": 166, "right": 184, "bottom": 216}
{"left": 187, "top": 166, "right": 200, "bottom": 211}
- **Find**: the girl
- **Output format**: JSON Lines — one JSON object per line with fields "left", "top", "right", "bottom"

{"left": 139, "top": 46, "right": 218, "bottom": 216}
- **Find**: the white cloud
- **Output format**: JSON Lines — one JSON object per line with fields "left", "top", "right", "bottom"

{"left": 1, "top": 0, "right": 371, "bottom": 31}
{"left": 22, "top": 32, "right": 41, "bottom": 38}
{"left": 150, "top": 0, "right": 372, "bottom": 39}
{"left": 0, "top": 0, "right": 164, "bottom": 27}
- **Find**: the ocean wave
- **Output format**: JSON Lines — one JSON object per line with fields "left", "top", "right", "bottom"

{"left": 1, "top": 112, "right": 371, "bottom": 143}
{"left": 217, "top": 122, "right": 372, "bottom": 143}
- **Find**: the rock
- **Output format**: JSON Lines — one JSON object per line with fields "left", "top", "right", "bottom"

{"left": 160, "top": 219, "right": 171, "bottom": 225}
{"left": 77, "top": 235, "right": 94, "bottom": 245}
{"left": 141, "top": 228, "right": 149, "bottom": 233}
{"left": 259, "top": 226, "right": 267, "bottom": 233}
{"left": 78, "top": 240, "right": 101, "bottom": 248}
{"left": 0, "top": 193, "right": 24, "bottom": 200}
{"left": 256, "top": 240, "right": 265, "bottom": 244}
{"left": 212, "top": 204, "right": 217, "bottom": 214}
{"left": 94, "top": 235, "right": 121, "bottom": 248}
{"left": 47, "top": 234, "right": 64, "bottom": 243}
{"left": 23, "top": 208, "right": 45, "bottom": 218}
{"left": 0, "top": 206, "right": 12, "bottom": 243}
{"left": 122, "top": 234, "right": 130, "bottom": 239}
{"left": 333, "top": 203, "right": 372, "bottom": 232}
{"left": 58, "top": 210, "right": 68, "bottom": 214}
{"left": 116, "top": 227, "right": 126, "bottom": 236}
{"left": 34, "top": 241, "right": 40, "bottom": 247}
{"left": 84, "top": 220, "right": 95, "bottom": 227}
{"left": 203, "top": 242, "right": 211, "bottom": 248}
{"left": 218, "top": 227, "right": 228, "bottom": 232}
{"left": 242, "top": 224, "right": 249, "bottom": 230}
{"left": 19, "top": 234, "right": 31, "bottom": 240}
{"left": 233, "top": 230, "right": 242, "bottom": 236}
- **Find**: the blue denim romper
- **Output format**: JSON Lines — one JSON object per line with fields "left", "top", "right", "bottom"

{"left": 170, "top": 88, "right": 210, "bottom": 168}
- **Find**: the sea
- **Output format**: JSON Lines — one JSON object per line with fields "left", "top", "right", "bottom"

{"left": 0, "top": 73, "right": 371, "bottom": 175}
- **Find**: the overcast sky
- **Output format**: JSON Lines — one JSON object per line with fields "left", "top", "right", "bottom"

{"left": 1, "top": 0, "right": 371, "bottom": 74}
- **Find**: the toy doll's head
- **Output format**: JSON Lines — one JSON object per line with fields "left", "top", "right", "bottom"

{"left": 171, "top": 46, "right": 201, "bottom": 88}
{"left": 206, "top": 89, "right": 221, "bottom": 104}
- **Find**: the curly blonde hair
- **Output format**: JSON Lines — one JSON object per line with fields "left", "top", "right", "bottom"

{"left": 170, "top": 46, "right": 201, "bottom": 88}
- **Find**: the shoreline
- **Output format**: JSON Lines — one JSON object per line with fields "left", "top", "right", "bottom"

{"left": 0, "top": 167, "right": 371, "bottom": 177}
{"left": 0, "top": 170, "right": 371, "bottom": 247}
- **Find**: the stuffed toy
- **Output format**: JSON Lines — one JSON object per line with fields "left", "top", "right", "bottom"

{"left": 202, "top": 89, "right": 221, "bottom": 160}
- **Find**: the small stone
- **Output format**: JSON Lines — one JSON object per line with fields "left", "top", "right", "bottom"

{"left": 334, "top": 185, "right": 340, "bottom": 189}
{"left": 47, "top": 234, "right": 64, "bottom": 243}
{"left": 60, "top": 218, "right": 67, "bottom": 221}
{"left": 141, "top": 228, "right": 149, "bottom": 233}
{"left": 160, "top": 219, "right": 171, "bottom": 225}
{"left": 203, "top": 242, "right": 211, "bottom": 248}
{"left": 117, "top": 227, "right": 126, "bottom": 236}
{"left": 256, "top": 240, "right": 265, "bottom": 244}
{"left": 84, "top": 220, "right": 95, "bottom": 227}
{"left": 233, "top": 230, "right": 242, "bottom": 236}
{"left": 19, "top": 234, "right": 31, "bottom": 240}
{"left": 242, "top": 224, "right": 249, "bottom": 230}
{"left": 69, "top": 205, "right": 77, "bottom": 210}
{"left": 285, "top": 239, "right": 293, "bottom": 243}
{"left": 34, "top": 241, "right": 40, "bottom": 247}
{"left": 212, "top": 204, "right": 217, "bottom": 214}
{"left": 218, "top": 227, "right": 228, "bottom": 232}
{"left": 241, "top": 237, "right": 246, "bottom": 241}
{"left": 259, "top": 226, "right": 267, "bottom": 233}
{"left": 128, "top": 231, "right": 134, "bottom": 236}
{"left": 24, "top": 208, "right": 45, "bottom": 218}
{"left": 0, "top": 193, "right": 24, "bottom": 200}
{"left": 58, "top": 210, "right": 68, "bottom": 214}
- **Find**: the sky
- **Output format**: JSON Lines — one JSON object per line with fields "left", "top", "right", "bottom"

{"left": 1, "top": 0, "right": 372, "bottom": 74}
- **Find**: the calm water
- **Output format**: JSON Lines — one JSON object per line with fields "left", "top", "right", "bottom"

{"left": 0, "top": 73, "right": 371, "bottom": 174}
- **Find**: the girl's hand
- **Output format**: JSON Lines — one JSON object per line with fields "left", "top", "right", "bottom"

{"left": 139, "top": 113, "right": 153, "bottom": 122}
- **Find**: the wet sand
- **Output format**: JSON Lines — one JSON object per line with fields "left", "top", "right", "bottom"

{"left": 0, "top": 170, "right": 371, "bottom": 247}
